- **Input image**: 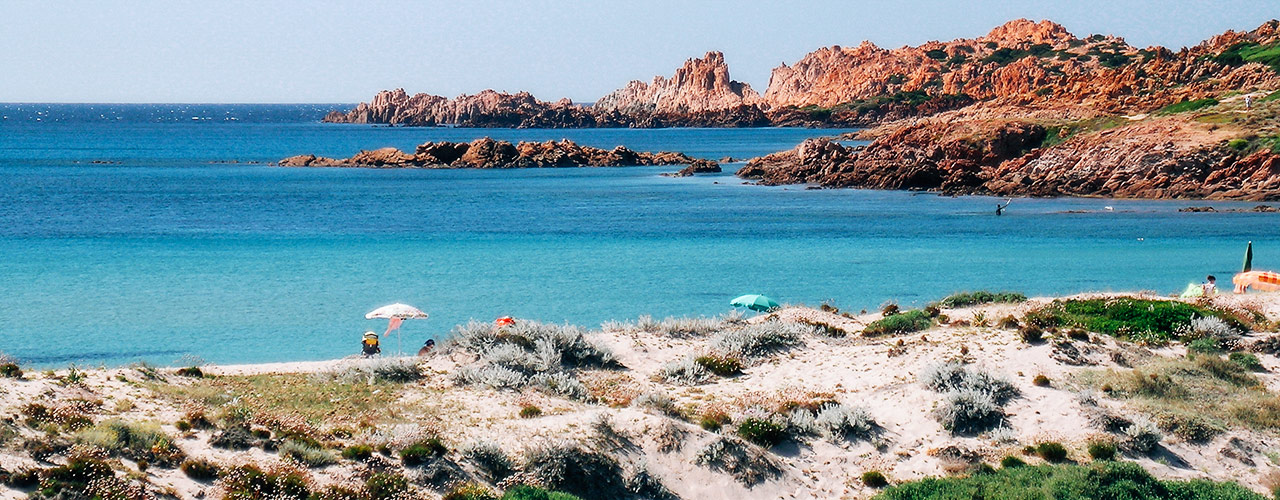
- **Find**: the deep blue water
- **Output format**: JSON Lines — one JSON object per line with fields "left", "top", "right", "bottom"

{"left": 1, "top": 104, "right": 1276, "bottom": 366}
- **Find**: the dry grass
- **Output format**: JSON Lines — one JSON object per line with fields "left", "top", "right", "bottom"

{"left": 1079, "top": 354, "right": 1276, "bottom": 441}
{"left": 145, "top": 372, "right": 406, "bottom": 428}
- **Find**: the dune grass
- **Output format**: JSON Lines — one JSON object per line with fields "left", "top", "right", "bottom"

{"left": 863, "top": 310, "right": 933, "bottom": 336}
{"left": 146, "top": 372, "right": 405, "bottom": 427}
{"left": 875, "top": 461, "right": 1265, "bottom": 499}
{"left": 1079, "top": 354, "right": 1279, "bottom": 442}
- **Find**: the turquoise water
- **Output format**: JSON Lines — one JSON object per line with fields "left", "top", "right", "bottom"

{"left": 1, "top": 105, "right": 1276, "bottom": 366}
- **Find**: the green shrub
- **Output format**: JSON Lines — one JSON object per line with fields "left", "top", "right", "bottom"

{"left": 1228, "top": 138, "right": 1250, "bottom": 150}
{"left": 1087, "top": 440, "right": 1117, "bottom": 461}
{"left": 925, "top": 49, "right": 948, "bottom": 60}
{"left": 218, "top": 464, "right": 311, "bottom": 499}
{"left": 1229, "top": 352, "right": 1263, "bottom": 371}
{"left": 75, "top": 419, "right": 185, "bottom": 467}
{"left": 737, "top": 418, "right": 787, "bottom": 447}
{"left": 1158, "top": 98, "right": 1219, "bottom": 115}
{"left": 444, "top": 482, "right": 499, "bottom": 500}
{"left": 939, "top": 291, "right": 1027, "bottom": 308}
{"left": 0, "top": 363, "right": 22, "bottom": 378}
{"left": 1019, "top": 325, "right": 1044, "bottom": 343}
{"left": 875, "top": 462, "right": 1266, "bottom": 499}
{"left": 997, "top": 315, "right": 1020, "bottom": 329}
{"left": 695, "top": 355, "right": 743, "bottom": 376}
{"left": 342, "top": 444, "right": 374, "bottom": 461}
{"left": 1035, "top": 442, "right": 1068, "bottom": 462}
{"left": 176, "top": 366, "right": 204, "bottom": 378}
{"left": 366, "top": 472, "right": 411, "bottom": 500}
{"left": 280, "top": 439, "right": 337, "bottom": 467}
{"left": 179, "top": 458, "right": 221, "bottom": 481}
{"left": 863, "top": 470, "right": 889, "bottom": 487}
{"left": 500, "top": 485, "right": 584, "bottom": 500}
{"left": 520, "top": 405, "right": 543, "bottom": 418}
{"left": 1187, "top": 338, "right": 1222, "bottom": 354}
{"left": 864, "top": 310, "right": 933, "bottom": 336}
{"left": 1025, "top": 298, "right": 1242, "bottom": 342}
{"left": 399, "top": 437, "right": 448, "bottom": 466}
{"left": 1000, "top": 455, "right": 1026, "bottom": 468}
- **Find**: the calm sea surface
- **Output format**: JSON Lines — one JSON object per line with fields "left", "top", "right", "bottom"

{"left": 1, "top": 104, "right": 1275, "bottom": 366}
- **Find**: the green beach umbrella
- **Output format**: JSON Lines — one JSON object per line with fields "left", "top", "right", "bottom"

{"left": 730, "top": 294, "right": 780, "bottom": 312}
{"left": 1244, "top": 241, "right": 1253, "bottom": 273}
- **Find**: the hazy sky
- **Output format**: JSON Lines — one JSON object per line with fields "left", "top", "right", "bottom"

{"left": 2, "top": 1, "right": 1276, "bottom": 103}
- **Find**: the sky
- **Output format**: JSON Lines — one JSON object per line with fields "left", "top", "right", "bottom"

{"left": 1, "top": 0, "right": 1276, "bottom": 103}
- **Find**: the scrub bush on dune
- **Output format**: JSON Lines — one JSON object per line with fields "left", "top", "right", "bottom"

{"left": 863, "top": 310, "right": 933, "bottom": 336}
{"left": 708, "top": 321, "right": 810, "bottom": 359}
{"left": 450, "top": 320, "right": 614, "bottom": 400}
{"left": 522, "top": 443, "right": 628, "bottom": 500}
{"left": 693, "top": 436, "right": 783, "bottom": 487}
{"left": 922, "top": 362, "right": 1019, "bottom": 434}
{"left": 658, "top": 357, "right": 712, "bottom": 386}
{"left": 601, "top": 313, "right": 736, "bottom": 337}
{"left": 463, "top": 441, "right": 515, "bottom": 481}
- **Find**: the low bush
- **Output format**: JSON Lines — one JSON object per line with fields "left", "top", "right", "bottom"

{"left": 1020, "top": 325, "right": 1044, "bottom": 343}
{"left": 1087, "top": 440, "right": 1117, "bottom": 461}
{"left": 501, "top": 485, "right": 584, "bottom": 500}
{"left": 921, "top": 362, "right": 1019, "bottom": 404}
{"left": 863, "top": 310, "right": 933, "bottom": 336}
{"left": 218, "top": 464, "right": 312, "bottom": 499}
{"left": 0, "top": 363, "right": 22, "bottom": 378}
{"left": 34, "top": 457, "right": 127, "bottom": 499}
{"left": 1032, "top": 374, "right": 1050, "bottom": 387}
{"left": 936, "top": 389, "right": 1005, "bottom": 434}
{"left": 1000, "top": 455, "right": 1026, "bottom": 468}
{"left": 1229, "top": 352, "right": 1263, "bottom": 371}
{"left": 634, "top": 391, "right": 682, "bottom": 418}
{"left": 365, "top": 472, "right": 411, "bottom": 499}
{"left": 997, "top": 315, "right": 1021, "bottom": 329}
{"left": 523, "top": 443, "right": 627, "bottom": 500}
{"left": 862, "top": 470, "right": 889, "bottom": 488}
{"left": 280, "top": 439, "right": 337, "bottom": 467}
{"left": 1035, "top": 441, "right": 1068, "bottom": 462}
{"left": 709, "top": 321, "right": 809, "bottom": 359}
{"left": 695, "top": 354, "right": 743, "bottom": 376}
{"left": 399, "top": 437, "right": 448, "bottom": 466}
{"left": 76, "top": 419, "right": 185, "bottom": 467}
{"left": 179, "top": 458, "right": 221, "bottom": 481}
{"left": 341, "top": 444, "right": 373, "bottom": 461}
{"left": 176, "top": 366, "right": 205, "bottom": 378}
{"left": 700, "top": 409, "right": 732, "bottom": 431}
{"left": 1122, "top": 417, "right": 1163, "bottom": 454}
{"left": 737, "top": 418, "right": 787, "bottom": 447}
{"left": 520, "top": 405, "right": 543, "bottom": 418}
{"left": 1187, "top": 338, "right": 1222, "bottom": 354}
{"left": 657, "top": 357, "right": 712, "bottom": 386}
{"left": 463, "top": 441, "right": 515, "bottom": 481}
{"left": 876, "top": 462, "right": 1266, "bottom": 499}
{"left": 938, "top": 291, "right": 1027, "bottom": 308}
{"left": 444, "top": 482, "right": 499, "bottom": 500}
{"left": 814, "top": 404, "right": 876, "bottom": 441}
{"left": 693, "top": 437, "right": 783, "bottom": 487}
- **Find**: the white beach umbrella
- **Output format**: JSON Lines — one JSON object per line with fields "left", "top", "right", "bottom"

{"left": 365, "top": 303, "right": 429, "bottom": 320}
{"left": 365, "top": 303, "right": 428, "bottom": 355}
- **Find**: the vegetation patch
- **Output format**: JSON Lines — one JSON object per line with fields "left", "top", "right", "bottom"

{"left": 76, "top": 419, "right": 185, "bottom": 467}
{"left": 864, "top": 310, "right": 933, "bottom": 336}
{"left": 1079, "top": 355, "right": 1276, "bottom": 441}
{"left": 1157, "top": 98, "right": 1219, "bottom": 115}
{"left": 874, "top": 462, "right": 1265, "bottom": 499}
{"left": 1024, "top": 298, "right": 1244, "bottom": 342}
{"left": 1213, "top": 42, "right": 1280, "bottom": 71}
{"left": 147, "top": 372, "right": 403, "bottom": 427}
{"left": 937, "top": 291, "right": 1026, "bottom": 308}
{"left": 1040, "top": 116, "right": 1125, "bottom": 148}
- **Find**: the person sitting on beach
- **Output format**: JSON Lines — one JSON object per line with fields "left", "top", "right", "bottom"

{"left": 361, "top": 332, "right": 381, "bottom": 357}
{"left": 417, "top": 338, "right": 435, "bottom": 357}
{"left": 1202, "top": 275, "right": 1217, "bottom": 296}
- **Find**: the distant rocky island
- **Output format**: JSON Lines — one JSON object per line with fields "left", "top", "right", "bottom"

{"left": 315, "top": 19, "right": 1280, "bottom": 200}
{"left": 280, "top": 138, "right": 716, "bottom": 172}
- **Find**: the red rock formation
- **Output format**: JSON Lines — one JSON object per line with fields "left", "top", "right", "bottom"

{"left": 279, "top": 138, "right": 711, "bottom": 170}
{"left": 324, "top": 89, "right": 595, "bottom": 128}
{"left": 595, "top": 51, "right": 761, "bottom": 114}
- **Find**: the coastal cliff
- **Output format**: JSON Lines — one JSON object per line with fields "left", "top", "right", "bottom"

{"left": 279, "top": 137, "right": 710, "bottom": 170}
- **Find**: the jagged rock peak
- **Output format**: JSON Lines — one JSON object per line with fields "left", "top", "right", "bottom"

{"left": 981, "top": 19, "right": 1075, "bottom": 45}
{"left": 594, "top": 51, "right": 760, "bottom": 114}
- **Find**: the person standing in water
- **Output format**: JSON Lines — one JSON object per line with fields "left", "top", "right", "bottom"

{"left": 996, "top": 199, "right": 1012, "bottom": 216}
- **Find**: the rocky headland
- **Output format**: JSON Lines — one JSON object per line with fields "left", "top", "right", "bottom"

{"left": 320, "top": 18, "right": 1280, "bottom": 199}
{"left": 279, "top": 137, "right": 712, "bottom": 171}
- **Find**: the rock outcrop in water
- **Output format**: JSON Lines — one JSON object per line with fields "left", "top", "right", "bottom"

{"left": 279, "top": 138, "right": 711, "bottom": 170}
{"left": 593, "top": 51, "right": 768, "bottom": 127}
{"left": 322, "top": 89, "right": 598, "bottom": 128}
{"left": 739, "top": 117, "right": 1280, "bottom": 200}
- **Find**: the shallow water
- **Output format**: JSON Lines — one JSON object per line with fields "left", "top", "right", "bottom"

{"left": 1, "top": 105, "right": 1275, "bottom": 366}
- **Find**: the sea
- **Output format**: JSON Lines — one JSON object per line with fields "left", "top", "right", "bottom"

{"left": 1, "top": 103, "right": 1275, "bottom": 367}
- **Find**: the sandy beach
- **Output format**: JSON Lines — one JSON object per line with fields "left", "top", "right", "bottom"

{"left": 2, "top": 291, "right": 1279, "bottom": 499}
